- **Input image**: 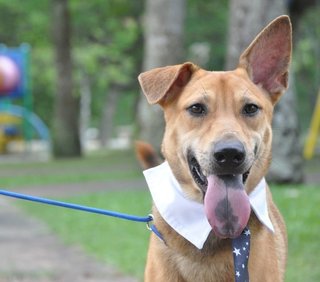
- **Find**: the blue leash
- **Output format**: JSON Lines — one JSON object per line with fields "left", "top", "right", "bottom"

{"left": 0, "top": 189, "right": 164, "bottom": 239}
{"left": 0, "top": 189, "right": 248, "bottom": 281}
{"left": 0, "top": 189, "right": 165, "bottom": 243}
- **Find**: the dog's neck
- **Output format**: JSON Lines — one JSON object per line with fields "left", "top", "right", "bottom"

{"left": 143, "top": 161, "right": 274, "bottom": 249}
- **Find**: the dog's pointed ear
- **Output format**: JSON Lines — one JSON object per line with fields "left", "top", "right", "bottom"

{"left": 238, "top": 15, "right": 292, "bottom": 104}
{"left": 138, "top": 62, "right": 198, "bottom": 105}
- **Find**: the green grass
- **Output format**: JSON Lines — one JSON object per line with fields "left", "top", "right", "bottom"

{"left": 272, "top": 185, "right": 320, "bottom": 282}
{"left": 20, "top": 190, "right": 152, "bottom": 279}
{"left": 0, "top": 169, "right": 140, "bottom": 188}
{"left": 0, "top": 150, "right": 141, "bottom": 188}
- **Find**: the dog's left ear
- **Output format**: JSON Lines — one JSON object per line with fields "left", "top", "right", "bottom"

{"left": 238, "top": 15, "right": 292, "bottom": 104}
{"left": 138, "top": 62, "right": 198, "bottom": 105}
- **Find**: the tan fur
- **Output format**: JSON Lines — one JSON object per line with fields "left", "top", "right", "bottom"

{"left": 135, "top": 141, "right": 161, "bottom": 169}
{"left": 138, "top": 16, "right": 291, "bottom": 282}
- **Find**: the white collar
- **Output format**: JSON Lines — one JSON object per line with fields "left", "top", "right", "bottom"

{"left": 143, "top": 161, "right": 274, "bottom": 249}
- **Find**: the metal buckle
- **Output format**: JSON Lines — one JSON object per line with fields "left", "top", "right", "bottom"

{"left": 146, "top": 214, "right": 154, "bottom": 231}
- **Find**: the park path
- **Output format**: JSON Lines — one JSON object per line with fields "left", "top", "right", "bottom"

{"left": 0, "top": 179, "right": 146, "bottom": 282}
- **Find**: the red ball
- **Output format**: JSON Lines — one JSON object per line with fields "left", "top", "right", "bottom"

{"left": 0, "top": 56, "right": 21, "bottom": 94}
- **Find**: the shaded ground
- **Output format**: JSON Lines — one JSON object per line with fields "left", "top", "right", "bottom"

{"left": 0, "top": 197, "right": 139, "bottom": 282}
{"left": 0, "top": 176, "right": 145, "bottom": 282}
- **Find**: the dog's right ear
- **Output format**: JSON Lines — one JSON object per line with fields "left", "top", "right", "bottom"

{"left": 238, "top": 15, "right": 292, "bottom": 104}
{"left": 138, "top": 62, "right": 198, "bottom": 105}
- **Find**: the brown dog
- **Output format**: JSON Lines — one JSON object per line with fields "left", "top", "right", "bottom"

{"left": 137, "top": 15, "right": 291, "bottom": 282}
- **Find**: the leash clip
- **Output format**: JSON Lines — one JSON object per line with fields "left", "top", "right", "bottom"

{"left": 146, "top": 214, "right": 165, "bottom": 243}
{"left": 146, "top": 214, "right": 154, "bottom": 231}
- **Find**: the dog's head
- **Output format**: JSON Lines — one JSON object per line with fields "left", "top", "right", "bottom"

{"left": 138, "top": 16, "right": 292, "bottom": 238}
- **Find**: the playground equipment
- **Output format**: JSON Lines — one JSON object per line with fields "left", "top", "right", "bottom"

{"left": 0, "top": 44, "right": 50, "bottom": 154}
{"left": 0, "top": 56, "right": 20, "bottom": 93}
{"left": 304, "top": 88, "right": 320, "bottom": 159}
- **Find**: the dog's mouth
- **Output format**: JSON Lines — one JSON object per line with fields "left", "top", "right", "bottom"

{"left": 187, "top": 154, "right": 250, "bottom": 192}
{"left": 188, "top": 156, "right": 208, "bottom": 190}
{"left": 187, "top": 152, "right": 251, "bottom": 239}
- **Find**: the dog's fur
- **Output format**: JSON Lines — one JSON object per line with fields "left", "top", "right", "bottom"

{"left": 137, "top": 16, "right": 291, "bottom": 282}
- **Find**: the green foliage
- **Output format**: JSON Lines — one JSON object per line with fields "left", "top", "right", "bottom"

{"left": 31, "top": 47, "right": 55, "bottom": 127}
{"left": 114, "top": 90, "right": 138, "bottom": 126}
{"left": 0, "top": 0, "right": 230, "bottom": 134}
{"left": 0, "top": 0, "right": 54, "bottom": 126}
{"left": 293, "top": 7, "right": 320, "bottom": 131}
{"left": 186, "top": 0, "right": 229, "bottom": 69}
{"left": 72, "top": 4, "right": 142, "bottom": 85}
{"left": 0, "top": 0, "right": 50, "bottom": 46}
{"left": 70, "top": 0, "right": 143, "bottom": 127}
{"left": 0, "top": 0, "right": 318, "bottom": 137}
{"left": 0, "top": 0, "right": 144, "bottom": 131}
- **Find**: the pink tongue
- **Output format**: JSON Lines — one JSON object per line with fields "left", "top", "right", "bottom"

{"left": 204, "top": 175, "right": 250, "bottom": 238}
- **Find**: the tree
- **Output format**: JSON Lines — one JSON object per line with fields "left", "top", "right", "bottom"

{"left": 52, "top": 0, "right": 81, "bottom": 157}
{"left": 71, "top": 1, "right": 143, "bottom": 147}
{"left": 137, "top": 0, "right": 186, "bottom": 149}
{"left": 225, "top": 0, "right": 303, "bottom": 183}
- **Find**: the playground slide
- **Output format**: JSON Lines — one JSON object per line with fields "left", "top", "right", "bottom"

{"left": 0, "top": 104, "right": 50, "bottom": 141}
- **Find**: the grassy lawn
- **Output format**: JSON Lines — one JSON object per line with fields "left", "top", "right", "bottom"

{"left": 3, "top": 151, "right": 319, "bottom": 280}
{"left": 272, "top": 185, "right": 320, "bottom": 282}
{"left": 0, "top": 150, "right": 141, "bottom": 188}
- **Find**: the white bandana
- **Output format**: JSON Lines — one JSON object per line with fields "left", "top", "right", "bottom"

{"left": 143, "top": 161, "right": 274, "bottom": 249}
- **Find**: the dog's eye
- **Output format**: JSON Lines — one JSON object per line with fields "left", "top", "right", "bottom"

{"left": 187, "top": 103, "right": 207, "bottom": 116}
{"left": 242, "top": 103, "right": 260, "bottom": 116}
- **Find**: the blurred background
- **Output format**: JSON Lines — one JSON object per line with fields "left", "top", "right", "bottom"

{"left": 0, "top": 0, "right": 319, "bottom": 281}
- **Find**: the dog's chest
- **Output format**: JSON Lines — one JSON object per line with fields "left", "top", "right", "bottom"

{"left": 171, "top": 246, "right": 234, "bottom": 282}
{"left": 177, "top": 257, "right": 233, "bottom": 282}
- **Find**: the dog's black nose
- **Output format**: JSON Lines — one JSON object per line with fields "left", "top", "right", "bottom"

{"left": 213, "top": 140, "right": 245, "bottom": 170}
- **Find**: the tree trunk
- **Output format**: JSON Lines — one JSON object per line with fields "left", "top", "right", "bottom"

{"left": 100, "top": 85, "right": 119, "bottom": 147}
{"left": 52, "top": 0, "right": 81, "bottom": 157}
{"left": 79, "top": 70, "right": 91, "bottom": 150}
{"left": 226, "top": 0, "right": 303, "bottom": 183}
{"left": 137, "top": 0, "right": 185, "bottom": 149}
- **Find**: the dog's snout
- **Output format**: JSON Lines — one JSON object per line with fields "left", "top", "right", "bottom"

{"left": 213, "top": 140, "right": 245, "bottom": 170}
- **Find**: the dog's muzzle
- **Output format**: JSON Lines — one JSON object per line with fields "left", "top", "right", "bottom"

{"left": 212, "top": 140, "right": 246, "bottom": 175}
{"left": 187, "top": 141, "right": 252, "bottom": 239}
